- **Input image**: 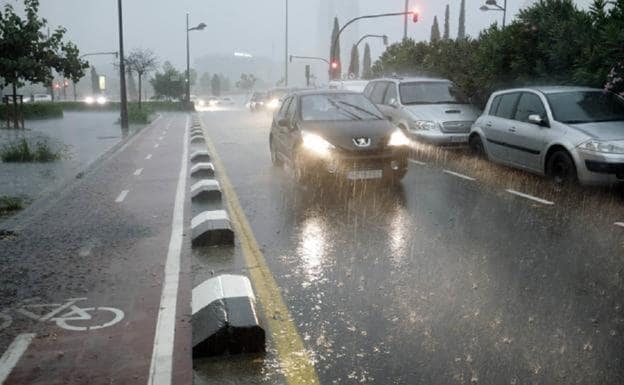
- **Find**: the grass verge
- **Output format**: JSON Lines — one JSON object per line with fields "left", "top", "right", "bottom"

{"left": 0, "top": 138, "right": 62, "bottom": 162}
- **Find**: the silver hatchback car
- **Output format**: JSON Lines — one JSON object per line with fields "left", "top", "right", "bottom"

{"left": 469, "top": 86, "right": 624, "bottom": 185}
{"left": 364, "top": 77, "right": 481, "bottom": 145}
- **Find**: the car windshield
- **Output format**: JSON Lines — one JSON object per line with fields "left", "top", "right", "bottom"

{"left": 301, "top": 93, "right": 383, "bottom": 121}
{"left": 546, "top": 91, "right": 624, "bottom": 124}
{"left": 399, "top": 81, "right": 469, "bottom": 105}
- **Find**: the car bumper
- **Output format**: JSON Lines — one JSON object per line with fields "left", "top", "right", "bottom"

{"left": 576, "top": 150, "right": 624, "bottom": 185}
{"left": 303, "top": 148, "right": 409, "bottom": 181}
{"left": 407, "top": 130, "right": 469, "bottom": 146}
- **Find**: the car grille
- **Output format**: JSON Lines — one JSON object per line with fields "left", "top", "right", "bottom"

{"left": 441, "top": 121, "right": 473, "bottom": 134}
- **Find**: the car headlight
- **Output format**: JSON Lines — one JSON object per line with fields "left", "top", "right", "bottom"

{"left": 267, "top": 98, "right": 280, "bottom": 109}
{"left": 411, "top": 120, "right": 436, "bottom": 131}
{"left": 579, "top": 140, "right": 624, "bottom": 154}
{"left": 197, "top": 99, "right": 205, "bottom": 107}
{"left": 96, "top": 96, "right": 107, "bottom": 105}
{"left": 302, "top": 132, "right": 335, "bottom": 155}
{"left": 388, "top": 129, "right": 410, "bottom": 146}
{"left": 85, "top": 96, "right": 95, "bottom": 104}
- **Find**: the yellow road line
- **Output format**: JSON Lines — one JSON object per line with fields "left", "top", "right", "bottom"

{"left": 200, "top": 116, "right": 321, "bottom": 385}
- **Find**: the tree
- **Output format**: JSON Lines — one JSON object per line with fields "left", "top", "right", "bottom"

{"left": 199, "top": 72, "right": 211, "bottom": 94}
{"left": 236, "top": 73, "right": 257, "bottom": 90}
{"left": 90, "top": 67, "right": 99, "bottom": 95}
{"left": 125, "top": 48, "right": 158, "bottom": 108}
{"left": 458, "top": 0, "right": 466, "bottom": 39}
{"left": 0, "top": 0, "right": 88, "bottom": 127}
{"left": 443, "top": 5, "right": 450, "bottom": 40}
{"left": 329, "top": 17, "right": 341, "bottom": 80}
{"left": 150, "top": 61, "right": 184, "bottom": 100}
{"left": 221, "top": 75, "right": 231, "bottom": 92}
{"left": 211, "top": 74, "right": 221, "bottom": 96}
{"left": 362, "top": 43, "right": 372, "bottom": 79}
{"left": 348, "top": 44, "right": 360, "bottom": 78}
{"left": 431, "top": 16, "right": 441, "bottom": 42}
{"left": 127, "top": 71, "right": 137, "bottom": 101}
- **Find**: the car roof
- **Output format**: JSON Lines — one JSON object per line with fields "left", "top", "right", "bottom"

{"left": 371, "top": 76, "right": 451, "bottom": 84}
{"left": 494, "top": 86, "right": 602, "bottom": 95}
{"left": 288, "top": 89, "right": 361, "bottom": 97}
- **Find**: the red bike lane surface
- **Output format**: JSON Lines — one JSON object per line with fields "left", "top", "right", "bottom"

{"left": 0, "top": 114, "right": 192, "bottom": 385}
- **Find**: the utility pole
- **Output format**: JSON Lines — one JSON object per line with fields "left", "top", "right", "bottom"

{"left": 284, "top": 0, "right": 289, "bottom": 87}
{"left": 186, "top": 13, "right": 191, "bottom": 106}
{"left": 117, "top": 0, "right": 129, "bottom": 129}
{"left": 403, "top": 0, "right": 409, "bottom": 40}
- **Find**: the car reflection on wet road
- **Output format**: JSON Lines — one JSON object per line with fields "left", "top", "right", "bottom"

{"left": 196, "top": 108, "right": 624, "bottom": 385}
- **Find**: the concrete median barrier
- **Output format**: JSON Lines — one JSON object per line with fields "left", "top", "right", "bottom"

{"left": 189, "top": 150, "right": 211, "bottom": 163}
{"left": 191, "top": 180, "right": 222, "bottom": 201}
{"left": 190, "top": 135, "right": 205, "bottom": 144}
{"left": 191, "top": 210, "right": 233, "bottom": 246}
{"left": 192, "top": 274, "right": 265, "bottom": 356}
{"left": 190, "top": 162, "right": 215, "bottom": 178}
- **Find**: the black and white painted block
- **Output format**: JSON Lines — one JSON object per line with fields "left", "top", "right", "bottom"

{"left": 190, "top": 162, "right": 215, "bottom": 178}
{"left": 191, "top": 210, "right": 233, "bottom": 246}
{"left": 189, "top": 150, "right": 211, "bottom": 163}
{"left": 192, "top": 274, "right": 265, "bottom": 356}
{"left": 191, "top": 180, "right": 222, "bottom": 201}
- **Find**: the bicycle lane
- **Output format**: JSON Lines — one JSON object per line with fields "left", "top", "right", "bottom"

{"left": 0, "top": 113, "right": 191, "bottom": 384}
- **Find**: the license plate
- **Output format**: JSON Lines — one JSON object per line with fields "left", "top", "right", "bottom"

{"left": 450, "top": 136, "right": 465, "bottom": 143}
{"left": 347, "top": 169, "right": 383, "bottom": 180}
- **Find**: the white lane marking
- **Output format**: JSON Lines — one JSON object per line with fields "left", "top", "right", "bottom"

{"left": 115, "top": 190, "right": 129, "bottom": 203}
{"left": 154, "top": 143, "right": 160, "bottom": 148}
{"left": 146, "top": 154, "right": 153, "bottom": 160}
{"left": 505, "top": 189, "right": 554, "bottom": 205}
{"left": 0, "top": 333, "right": 36, "bottom": 383}
{"left": 134, "top": 168, "right": 143, "bottom": 176}
{"left": 614, "top": 222, "right": 624, "bottom": 228}
{"left": 148, "top": 116, "right": 189, "bottom": 385}
{"left": 408, "top": 159, "right": 426, "bottom": 165}
{"left": 443, "top": 169, "right": 476, "bottom": 181}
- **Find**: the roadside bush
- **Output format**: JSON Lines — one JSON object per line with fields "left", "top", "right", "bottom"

{"left": 60, "top": 100, "right": 184, "bottom": 112}
{"left": 127, "top": 103, "right": 154, "bottom": 124}
{"left": 0, "top": 138, "right": 61, "bottom": 162}
{"left": 371, "top": 0, "right": 624, "bottom": 107}
{"left": 0, "top": 102, "right": 63, "bottom": 121}
{"left": 0, "top": 195, "right": 23, "bottom": 214}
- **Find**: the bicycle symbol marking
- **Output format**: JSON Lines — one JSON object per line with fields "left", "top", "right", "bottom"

{"left": 0, "top": 297, "right": 124, "bottom": 332}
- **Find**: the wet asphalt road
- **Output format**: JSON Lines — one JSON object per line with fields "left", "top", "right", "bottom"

{"left": 200, "top": 107, "right": 624, "bottom": 385}
{"left": 0, "top": 114, "right": 192, "bottom": 384}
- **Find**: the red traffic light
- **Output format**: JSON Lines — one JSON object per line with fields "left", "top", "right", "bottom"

{"left": 331, "top": 61, "right": 339, "bottom": 70}
{"left": 411, "top": 11, "right": 419, "bottom": 23}
{"left": 53, "top": 83, "right": 60, "bottom": 89}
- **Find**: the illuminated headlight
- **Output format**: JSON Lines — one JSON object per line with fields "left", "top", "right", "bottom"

{"left": 411, "top": 120, "right": 436, "bottom": 131}
{"left": 197, "top": 99, "right": 205, "bottom": 107}
{"left": 388, "top": 129, "right": 410, "bottom": 146}
{"left": 85, "top": 96, "right": 95, "bottom": 104}
{"left": 96, "top": 96, "right": 107, "bottom": 105}
{"left": 579, "top": 140, "right": 624, "bottom": 154}
{"left": 267, "top": 98, "right": 280, "bottom": 109}
{"left": 302, "top": 132, "right": 335, "bottom": 155}
{"left": 209, "top": 100, "right": 218, "bottom": 106}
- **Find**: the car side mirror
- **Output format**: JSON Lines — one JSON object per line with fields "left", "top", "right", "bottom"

{"left": 528, "top": 114, "right": 548, "bottom": 127}
{"left": 278, "top": 118, "right": 289, "bottom": 127}
{"left": 389, "top": 98, "right": 399, "bottom": 108}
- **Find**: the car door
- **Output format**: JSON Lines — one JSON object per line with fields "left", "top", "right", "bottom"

{"left": 283, "top": 96, "right": 301, "bottom": 161}
{"left": 273, "top": 96, "right": 293, "bottom": 162}
{"left": 380, "top": 82, "right": 400, "bottom": 123}
{"left": 506, "top": 92, "right": 548, "bottom": 171}
{"left": 369, "top": 82, "right": 389, "bottom": 112}
{"left": 484, "top": 92, "right": 520, "bottom": 162}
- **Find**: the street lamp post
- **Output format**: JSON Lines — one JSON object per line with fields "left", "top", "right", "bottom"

{"left": 330, "top": 11, "right": 418, "bottom": 80}
{"left": 355, "top": 34, "right": 389, "bottom": 49}
{"left": 284, "top": 0, "right": 289, "bottom": 87}
{"left": 480, "top": 0, "right": 507, "bottom": 27}
{"left": 403, "top": 0, "right": 409, "bottom": 40}
{"left": 117, "top": 0, "right": 128, "bottom": 129}
{"left": 186, "top": 14, "right": 206, "bottom": 108}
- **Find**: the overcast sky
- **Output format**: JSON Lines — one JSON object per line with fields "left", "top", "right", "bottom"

{"left": 5, "top": 0, "right": 595, "bottom": 78}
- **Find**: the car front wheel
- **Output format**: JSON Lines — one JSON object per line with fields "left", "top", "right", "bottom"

{"left": 469, "top": 134, "right": 486, "bottom": 158}
{"left": 546, "top": 149, "right": 577, "bottom": 185}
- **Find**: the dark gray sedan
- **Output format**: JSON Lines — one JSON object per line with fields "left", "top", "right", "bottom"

{"left": 269, "top": 90, "right": 410, "bottom": 185}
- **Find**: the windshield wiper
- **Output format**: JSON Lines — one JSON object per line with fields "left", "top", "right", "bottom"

{"left": 327, "top": 99, "right": 362, "bottom": 120}
{"left": 335, "top": 100, "right": 382, "bottom": 119}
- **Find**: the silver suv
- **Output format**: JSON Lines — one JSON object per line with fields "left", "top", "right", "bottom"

{"left": 470, "top": 86, "right": 624, "bottom": 185}
{"left": 363, "top": 77, "right": 481, "bottom": 145}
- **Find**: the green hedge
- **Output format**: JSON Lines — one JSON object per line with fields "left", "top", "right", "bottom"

{"left": 60, "top": 101, "right": 187, "bottom": 112}
{"left": 0, "top": 103, "right": 63, "bottom": 120}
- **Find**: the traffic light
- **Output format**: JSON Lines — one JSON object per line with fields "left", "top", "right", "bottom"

{"left": 412, "top": 11, "right": 419, "bottom": 23}
{"left": 63, "top": 79, "right": 69, "bottom": 87}
{"left": 53, "top": 83, "right": 60, "bottom": 90}
{"left": 331, "top": 61, "right": 339, "bottom": 70}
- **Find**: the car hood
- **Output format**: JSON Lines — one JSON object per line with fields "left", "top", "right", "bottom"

{"left": 569, "top": 121, "right": 624, "bottom": 141}
{"left": 299, "top": 120, "right": 394, "bottom": 151}
{"left": 403, "top": 104, "right": 481, "bottom": 122}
